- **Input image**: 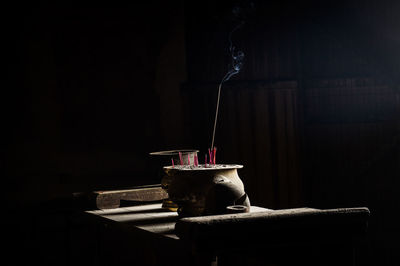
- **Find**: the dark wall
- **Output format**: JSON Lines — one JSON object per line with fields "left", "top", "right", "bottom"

{"left": 4, "top": 2, "right": 187, "bottom": 208}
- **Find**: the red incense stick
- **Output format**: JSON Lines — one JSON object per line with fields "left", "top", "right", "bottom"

{"left": 213, "top": 147, "right": 216, "bottom": 165}
{"left": 171, "top": 158, "right": 174, "bottom": 168}
{"left": 179, "top": 152, "right": 183, "bottom": 165}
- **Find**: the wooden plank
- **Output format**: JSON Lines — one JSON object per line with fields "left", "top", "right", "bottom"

{"left": 89, "top": 185, "right": 168, "bottom": 210}
{"left": 175, "top": 207, "right": 370, "bottom": 248}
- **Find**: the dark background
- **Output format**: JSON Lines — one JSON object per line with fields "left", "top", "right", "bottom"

{"left": 3, "top": 0, "right": 399, "bottom": 265}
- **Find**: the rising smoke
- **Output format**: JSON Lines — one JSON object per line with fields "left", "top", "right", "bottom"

{"left": 221, "top": 21, "right": 245, "bottom": 83}
{"left": 210, "top": 2, "right": 254, "bottom": 150}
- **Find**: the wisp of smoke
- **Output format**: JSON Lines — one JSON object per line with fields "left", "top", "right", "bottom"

{"left": 210, "top": 19, "right": 245, "bottom": 150}
{"left": 222, "top": 21, "right": 245, "bottom": 83}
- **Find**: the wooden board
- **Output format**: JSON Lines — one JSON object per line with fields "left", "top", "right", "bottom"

{"left": 175, "top": 207, "right": 370, "bottom": 248}
{"left": 89, "top": 184, "right": 168, "bottom": 210}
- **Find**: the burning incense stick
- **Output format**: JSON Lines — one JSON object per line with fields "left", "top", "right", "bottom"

{"left": 210, "top": 83, "right": 222, "bottom": 151}
{"left": 171, "top": 158, "right": 175, "bottom": 168}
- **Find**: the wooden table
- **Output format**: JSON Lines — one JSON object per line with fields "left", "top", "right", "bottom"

{"left": 84, "top": 203, "right": 270, "bottom": 265}
{"left": 83, "top": 203, "right": 369, "bottom": 266}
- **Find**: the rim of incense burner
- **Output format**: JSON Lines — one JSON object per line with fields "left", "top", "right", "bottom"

{"left": 163, "top": 164, "right": 243, "bottom": 171}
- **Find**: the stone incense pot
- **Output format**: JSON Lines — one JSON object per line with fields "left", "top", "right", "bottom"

{"left": 162, "top": 164, "right": 250, "bottom": 217}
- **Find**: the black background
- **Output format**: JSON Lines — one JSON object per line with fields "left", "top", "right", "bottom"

{"left": 3, "top": 1, "right": 400, "bottom": 265}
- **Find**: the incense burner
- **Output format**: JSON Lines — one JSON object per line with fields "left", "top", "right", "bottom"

{"left": 162, "top": 164, "right": 250, "bottom": 217}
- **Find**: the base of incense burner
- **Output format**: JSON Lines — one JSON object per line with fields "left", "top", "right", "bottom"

{"left": 162, "top": 164, "right": 250, "bottom": 216}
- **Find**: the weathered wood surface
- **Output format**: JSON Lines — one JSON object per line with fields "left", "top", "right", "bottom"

{"left": 89, "top": 184, "right": 168, "bottom": 210}
{"left": 85, "top": 203, "right": 269, "bottom": 239}
{"left": 84, "top": 203, "right": 192, "bottom": 266}
{"left": 175, "top": 207, "right": 370, "bottom": 249}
